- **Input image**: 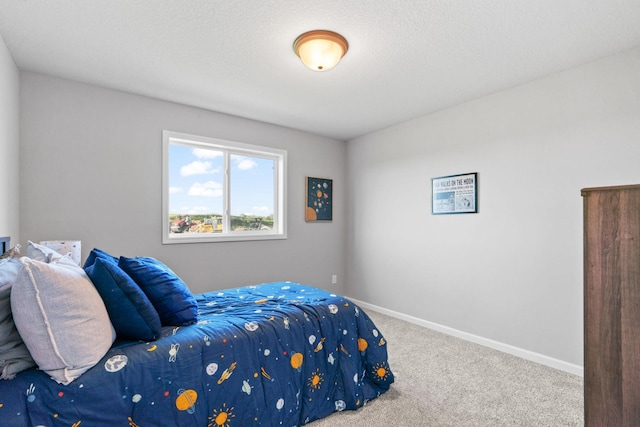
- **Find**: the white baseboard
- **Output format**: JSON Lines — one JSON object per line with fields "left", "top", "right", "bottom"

{"left": 348, "top": 296, "right": 584, "bottom": 378}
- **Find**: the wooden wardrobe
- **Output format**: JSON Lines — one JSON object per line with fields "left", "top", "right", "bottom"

{"left": 582, "top": 184, "right": 640, "bottom": 426}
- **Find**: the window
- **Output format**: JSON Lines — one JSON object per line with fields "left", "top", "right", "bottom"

{"left": 162, "top": 131, "right": 286, "bottom": 243}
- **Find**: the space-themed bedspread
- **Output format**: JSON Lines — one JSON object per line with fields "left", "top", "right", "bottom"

{"left": 0, "top": 282, "right": 393, "bottom": 426}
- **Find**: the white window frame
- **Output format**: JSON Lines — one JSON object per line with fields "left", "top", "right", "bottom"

{"left": 162, "top": 130, "right": 287, "bottom": 244}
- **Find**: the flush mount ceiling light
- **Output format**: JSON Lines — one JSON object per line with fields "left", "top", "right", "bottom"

{"left": 293, "top": 30, "right": 349, "bottom": 72}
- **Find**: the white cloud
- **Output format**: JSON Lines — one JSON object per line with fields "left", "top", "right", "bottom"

{"left": 193, "top": 148, "right": 222, "bottom": 159}
{"left": 243, "top": 206, "right": 270, "bottom": 216}
{"left": 180, "top": 160, "right": 217, "bottom": 177}
{"left": 234, "top": 156, "right": 257, "bottom": 170}
{"left": 238, "top": 159, "right": 257, "bottom": 170}
{"left": 188, "top": 181, "right": 223, "bottom": 197}
{"left": 169, "top": 186, "right": 183, "bottom": 194}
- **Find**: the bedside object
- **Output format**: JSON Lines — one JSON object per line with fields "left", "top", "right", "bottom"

{"left": 39, "top": 240, "right": 81, "bottom": 265}
{"left": 0, "top": 236, "right": 9, "bottom": 254}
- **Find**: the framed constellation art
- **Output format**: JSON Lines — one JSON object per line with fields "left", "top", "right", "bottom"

{"left": 306, "top": 176, "right": 333, "bottom": 222}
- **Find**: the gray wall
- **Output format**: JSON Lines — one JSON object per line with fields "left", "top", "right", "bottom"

{"left": 0, "top": 35, "right": 19, "bottom": 241}
{"left": 19, "top": 72, "right": 347, "bottom": 295}
{"left": 346, "top": 46, "right": 640, "bottom": 368}
{"left": 13, "top": 40, "right": 640, "bottom": 371}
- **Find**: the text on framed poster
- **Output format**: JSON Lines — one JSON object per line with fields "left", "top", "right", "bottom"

{"left": 432, "top": 172, "right": 478, "bottom": 214}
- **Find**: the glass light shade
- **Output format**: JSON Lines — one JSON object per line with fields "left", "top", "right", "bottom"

{"left": 293, "top": 30, "right": 348, "bottom": 72}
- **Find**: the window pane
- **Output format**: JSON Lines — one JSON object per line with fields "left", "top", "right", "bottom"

{"left": 230, "top": 154, "right": 274, "bottom": 232}
{"left": 168, "top": 143, "right": 224, "bottom": 235}
{"left": 163, "top": 130, "right": 286, "bottom": 244}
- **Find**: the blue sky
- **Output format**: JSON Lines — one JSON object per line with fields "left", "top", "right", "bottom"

{"left": 168, "top": 144, "right": 274, "bottom": 217}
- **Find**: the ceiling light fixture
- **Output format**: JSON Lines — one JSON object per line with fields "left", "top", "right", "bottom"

{"left": 293, "top": 30, "right": 349, "bottom": 72}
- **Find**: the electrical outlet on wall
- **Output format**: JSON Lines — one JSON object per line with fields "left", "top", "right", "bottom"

{"left": 331, "top": 275, "right": 337, "bottom": 285}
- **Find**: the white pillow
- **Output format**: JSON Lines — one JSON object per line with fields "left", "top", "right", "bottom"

{"left": 0, "top": 253, "right": 36, "bottom": 379}
{"left": 11, "top": 257, "right": 115, "bottom": 384}
{"left": 26, "top": 240, "right": 73, "bottom": 264}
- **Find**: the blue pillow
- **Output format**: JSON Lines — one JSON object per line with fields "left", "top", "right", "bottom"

{"left": 85, "top": 257, "right": 162, "bottom": 341}
{"left": 83, "top": 248, "right": 118, "bottom": 269}
{"left": 118, "top": 256, "right": 198, "bottom": 326}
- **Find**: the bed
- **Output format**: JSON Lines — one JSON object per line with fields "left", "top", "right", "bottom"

{"left": 0, "top": 242, "right": 393, "bottom": 426}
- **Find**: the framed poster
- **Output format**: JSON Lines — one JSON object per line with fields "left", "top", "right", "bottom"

{"left": 306, "top": 176, "right": 333, "bottom": 222}
{"left": 432, "top": 172, "right": 478, "bottom": 214}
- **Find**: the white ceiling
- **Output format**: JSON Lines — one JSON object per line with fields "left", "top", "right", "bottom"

{"left": 1, "top": 1, "right": 640, "bottom": 141}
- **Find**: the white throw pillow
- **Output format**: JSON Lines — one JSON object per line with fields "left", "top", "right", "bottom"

{"left": 0, "top": 252, "right": 36, "bottom": 379}
{"left": 26, "top": 240, "right": 74, "bottom": 264}
{"left": 11, "top": 257, "right": 115, "bottom": 384}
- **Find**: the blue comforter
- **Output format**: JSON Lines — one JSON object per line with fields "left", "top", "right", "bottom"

{"left": 0, "top": 282, "right": 393, "bottom": 426}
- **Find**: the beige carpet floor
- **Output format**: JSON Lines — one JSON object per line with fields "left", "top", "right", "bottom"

{"left": 310, "top": 310, "right": 584, "bottom": 427}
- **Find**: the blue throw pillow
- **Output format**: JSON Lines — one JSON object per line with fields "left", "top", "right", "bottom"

{"left": 118, "top": 256, "right": 198, "bottom": 326}
{"left": 85, "top": 257, "right": 162, "bottom": 341}
{"left": 83, "top": 248, "right": 118, "bottom": 269}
